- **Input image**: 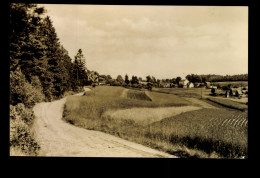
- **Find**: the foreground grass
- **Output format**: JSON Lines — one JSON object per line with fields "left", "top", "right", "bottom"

{"left": 63, "top": 86, "right": 247, "bottom": 158}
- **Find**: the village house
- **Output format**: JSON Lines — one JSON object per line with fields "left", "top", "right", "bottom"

{"left": 187, "top": 82, "right": 194, "bottom": 88}
{"left": 179, "top": 80, "right": 194, "bottom": 88}
{"left": 159, "top": 81, "right": 171, "bottom": 88}
{"left": 87, "top": 71, "right": 98, "bottom": 83}
{"left": 205, "top": 82, "right": 212, "bottom": 88}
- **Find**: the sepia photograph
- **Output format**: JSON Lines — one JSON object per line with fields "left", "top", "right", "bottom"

{"left": 9, "top": 3, "right": 248, "bottom": 158}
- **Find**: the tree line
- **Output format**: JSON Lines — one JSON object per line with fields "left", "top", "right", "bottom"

{"left": 9, "top": 4, "right": 96, "bottom": 155}
{"left": 10, "top": 4, "right": 92, "bottom": 107}
{"left": 185, "top": 74, "right": 248, "bottom": 83}
{"left": 100, "top": 73, "right": 248, "bottom": 89}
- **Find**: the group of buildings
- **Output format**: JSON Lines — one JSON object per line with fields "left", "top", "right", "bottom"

{"left": 159, "top": 79, "right": 210, "bottom": 88}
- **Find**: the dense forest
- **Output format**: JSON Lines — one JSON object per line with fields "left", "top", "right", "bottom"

{"left": 9, "top": 4, "right": 91, "bottom": 155}
{"left": 10, "top": 4, "right": 92, "bottom": 106}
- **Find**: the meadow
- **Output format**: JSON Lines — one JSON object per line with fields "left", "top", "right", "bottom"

{"left": 207, "top": 97, "right": 248, "bottom": 111}
{"left": 152, "top": 87, "right": 212, "bottom": 98}
{"left": 63, "top": 86, "right": 248, "bottom": 158}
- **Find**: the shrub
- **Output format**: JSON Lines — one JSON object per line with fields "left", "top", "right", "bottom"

{"left": 131, "top": 83, "right": 143, "bottom": 89}
{"left": 111, "top": 80, "right": 121, "bottom": 86}
{"left": 10, "top": 69, "right": 45, "bottom": 108}
{"left": 211, "top": 88, "right": 216, "bottom": 95}
{"left": 10, "top": 104, "right": 40, "bottom": 155}
{"left": 222, "top": 86, "right": 230, "bottom": 90}
{"left": 30, "top": 76, "right": 44, "bottom": 92}
{"left": 14, "top": 103, "right": 34, "bottom": 125}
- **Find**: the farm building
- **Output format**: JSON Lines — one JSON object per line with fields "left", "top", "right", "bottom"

{"left": 229, "top": 88, "right": 236, "bottom": 96}
{"left": 87, "top": 71, "right": 99, "bottom": 83}
{"left": 236, "top": 90, "right": 243, "bottom": 97}
{"left": 97, "top": 77, "right": 106, "bottom": 85}
{"left": 205, "top": 82, "right": 212, "bottom": 88}
{"left": 178, "top": 80, "right": 194, "bottom": 88}
{"left": 194, "top": 82, "right": 204, "bottom": 88}
{"left": 184, "top": 80, "right": 189, "bottom": 86}
{"left": 98, "top": 82, "right": 106, "bottom": 85}
{"left": 229, "top": 88, "right": 243, "bottom": 97}
{"left": 187, "top": 82, "right": 194, "bottom": 88}
{"left": 159, "top": 81, "right": 172, "bottom": 88}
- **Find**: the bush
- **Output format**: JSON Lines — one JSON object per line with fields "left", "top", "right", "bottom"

{"left": 111, "top": 80, "right": 121, "bottom": 86}
{"left": 10, "top": 69, "right": 45, "bottom": 108}
{"left": 10, "top": 104, "right": 40, "bottom": 155}
{"left": 222, "top": 86, "right": 230, "bottom": 91}
{"left": 13, "top": 103, "right": 34, "bottom": 125}
{"left": 211, "top": 88, "right": 216, "bottom": 94}
{"left": 132, "top": 83, "right": 142, "bottom": 89}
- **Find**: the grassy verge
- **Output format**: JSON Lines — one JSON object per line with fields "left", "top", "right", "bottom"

{"left": 207, "top": 97, "right": 248, "bottom": 111}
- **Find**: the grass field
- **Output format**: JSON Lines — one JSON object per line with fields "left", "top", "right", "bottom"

{"left": 63, "top": 86, "right": 191, "bottom": 128}
{"left": 63, "top": 86, "right": 248, "bottom": 158}
{"left": 207, "top": 97, "right": 248, "bottom": 111}
{"left": 153, "top": 87, "right": 212, "bottom": 98}
{"left": 126, "top": 90, "right": 152, "bottom": 101}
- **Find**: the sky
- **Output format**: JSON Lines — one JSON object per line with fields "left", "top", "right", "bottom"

{"left": 41, "top": 4, "right": 248, "bottom": 79}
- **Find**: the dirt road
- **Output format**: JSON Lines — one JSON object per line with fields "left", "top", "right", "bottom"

{"left": 32, "top": 89, "right": 175, "bottom": 157}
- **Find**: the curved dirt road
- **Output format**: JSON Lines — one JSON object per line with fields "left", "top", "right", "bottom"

{"left": 32, "top": 89, "right": 175, "bottom": 157}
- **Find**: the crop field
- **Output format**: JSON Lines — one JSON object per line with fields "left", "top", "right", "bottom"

{"left": 149, "top": 109, "right": 248, "bottom": 158}
{"left": 63, "top": 86, "right": 248, "bottom": 158}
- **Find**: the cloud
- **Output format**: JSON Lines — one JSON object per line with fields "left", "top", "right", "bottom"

{"left": 42, "top": 5, "right": 248, "bottom": 78}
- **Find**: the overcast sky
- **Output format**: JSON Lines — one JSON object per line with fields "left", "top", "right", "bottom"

{"left": 41, "top": 4, "right": 248, "bottom": 79}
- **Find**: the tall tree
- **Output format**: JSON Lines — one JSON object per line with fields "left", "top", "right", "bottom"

{"left": 131, "top": 76, "right": 139, "bottom": 85}
{"left": 116, "top": 75, "right": 125, "bottom": 85}
{"left": 176, "top": 77, "right": 182, "bottom": 85}
{"left": 125, "top": 74, "right": 130, "bottom": 85}
{"left": 146, "top": 75, "right": 152, "bottom": 82}
{"left": 72, "top": 49, "right": 87, "bottom": 89}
